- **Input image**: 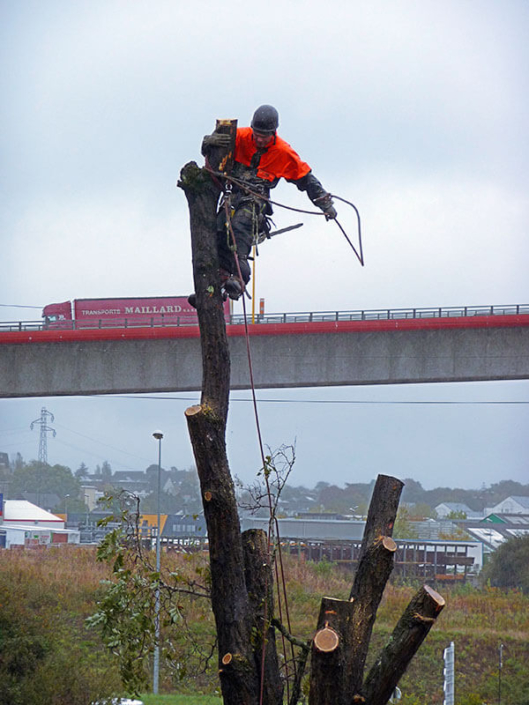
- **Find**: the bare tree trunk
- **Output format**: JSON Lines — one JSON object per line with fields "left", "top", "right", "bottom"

{"left": 179, "top": 157, "right": 282, "bottom": 705}
{"left": 344, "top": 475, "right": 404, "bottom": 697}
{"left": 243, "top": 529, "right": 284, "bottom": 705}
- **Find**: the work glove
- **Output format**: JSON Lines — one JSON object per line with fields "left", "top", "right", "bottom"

{"left": 201, "top": 132, "right": 232, "bottom": 156}
{"left": 315, "top": 193, "right": 338, "bottom": 221}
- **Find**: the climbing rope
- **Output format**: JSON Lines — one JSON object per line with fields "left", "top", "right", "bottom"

{"left": 331, "top": 194, "right": 365, "bottom": 266}
{"left": 203, "top": 156, "right": 293, "bottom": 698}
{"left": 206, "top": 162, "right": 365, "bottom": 702}
{"left": 223, "top": 201, "right": 297, "bottom": 705}
{"left": 207, "top": 166, "right": 365, "bottom": 268}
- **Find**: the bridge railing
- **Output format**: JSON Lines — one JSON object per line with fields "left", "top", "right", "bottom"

{"left": 0, "top": 304, "right": 528, "bottom": 332}
{"left": 0, "top": 321, "right": 45, "bottom": 332}
{"left": 230, "top": 303, "right": 529, "bottom": 326}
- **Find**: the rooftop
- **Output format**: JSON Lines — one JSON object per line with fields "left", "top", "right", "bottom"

{"left": 4, "top": 499, "right": 63, "bottom": 523}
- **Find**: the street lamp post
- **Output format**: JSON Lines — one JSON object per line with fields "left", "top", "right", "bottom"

{"left": 84, "top": 493, "right": 90, "bottom": 538}
{"left": 152, "top": 431, "right": 163, "bottom": 695}
{"left": 498, "top": 643, "right": 504, "bottom": 705}
{"left": 64, "top": 494, "right": 70, "bottom": 527}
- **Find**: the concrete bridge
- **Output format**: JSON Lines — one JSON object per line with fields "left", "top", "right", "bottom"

{"left": 1, "top": 306, "right": 528, "bottom": 398}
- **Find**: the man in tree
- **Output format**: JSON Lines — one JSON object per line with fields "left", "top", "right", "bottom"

{"left": 192, "top": 104, "right": 338, "bottom": 303}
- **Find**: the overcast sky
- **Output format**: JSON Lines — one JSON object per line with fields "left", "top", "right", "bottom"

{"left": 1, "top": 0, "right": 528, "bottom": 491}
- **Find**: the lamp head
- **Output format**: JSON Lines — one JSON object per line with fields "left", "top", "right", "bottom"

{"left": 152, "top": 430, "right": 164, "bottom": 440}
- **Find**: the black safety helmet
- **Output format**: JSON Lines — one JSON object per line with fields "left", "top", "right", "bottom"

{"left": 251, "top": 105, "right": 279, "bottom": 135}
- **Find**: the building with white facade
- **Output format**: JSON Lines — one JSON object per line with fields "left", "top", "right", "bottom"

{"left": 486, "top": 496, "right": 529, "bottom": 515}
{"left": 0, "top": 499, "right": 80, "bottom": 548}
{"left": 3, "top": 499, "right": 65, "bottom": 528}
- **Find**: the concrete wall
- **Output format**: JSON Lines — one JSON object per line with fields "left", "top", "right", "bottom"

{"left": 1, "top": 324, "right": 529, "bottom": 398}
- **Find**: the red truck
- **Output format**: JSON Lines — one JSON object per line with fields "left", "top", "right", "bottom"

{"left": 42, "top": 296, "right": 229, "bottom": 329}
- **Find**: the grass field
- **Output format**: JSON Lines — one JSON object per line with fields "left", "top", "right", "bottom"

{"left": 1, "top": 547, "right": 528, "bottom": 705}
{"left": 141, "top": 696, "right": 221, "bottom": 705}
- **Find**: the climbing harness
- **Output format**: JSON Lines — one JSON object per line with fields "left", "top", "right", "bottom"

{"left": 208, "top": 166, "right": 365, "bottom": 268}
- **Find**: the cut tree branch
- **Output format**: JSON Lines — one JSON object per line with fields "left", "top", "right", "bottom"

{"left": 363, "top": 585, "right": 446, "bottom": 705}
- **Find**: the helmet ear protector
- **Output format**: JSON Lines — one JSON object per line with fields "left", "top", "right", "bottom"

{"left": 251, "top": 104, "right": 279, "bottom": 135}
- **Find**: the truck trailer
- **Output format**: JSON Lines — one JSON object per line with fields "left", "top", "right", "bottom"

{"left": 42, "top": 296, "right": 229, "bottom": 329}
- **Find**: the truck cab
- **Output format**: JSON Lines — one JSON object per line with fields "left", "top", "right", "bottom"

{"left": 42, "top": 301, "right": 73, "bottom": 328}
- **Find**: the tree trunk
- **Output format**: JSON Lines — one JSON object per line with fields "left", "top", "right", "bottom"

{"left": 243, "top": 529, "right": 284, "bottom": 705}
{"left": 179, "top": 161, "right": 230, "bottom": 419}
{"left": 185, "top": 404, "right": 258, "bottom": 704}
{"left": 179, "top": 156, "right": 282, "bottom": 705}
{"left": 180, "top": 159, "right": 258, "bottom": 704}
{"left": 310, "top": 476, "right": 403, "bottom": 705}
{"left": 344, "top": 475, "right": 404, "bottom": 697}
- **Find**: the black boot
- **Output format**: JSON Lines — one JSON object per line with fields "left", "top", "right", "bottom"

{"left": 188, "top": 289, "right": 228, "bottom": 309}
{"left": 223, "top": 276, "right": 243, "bottom": 300}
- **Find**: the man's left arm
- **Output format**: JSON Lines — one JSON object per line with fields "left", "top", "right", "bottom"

{"left": 291, "top": 172, "right": 337, "bottom": 220}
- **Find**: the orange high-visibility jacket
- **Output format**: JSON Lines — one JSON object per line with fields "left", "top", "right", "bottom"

{"left": 234, "top": 127, "right": 311, "bottom": 183}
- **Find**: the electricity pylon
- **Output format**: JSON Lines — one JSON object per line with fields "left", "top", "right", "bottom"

{"left": 30, "top": 407, "right": 56, "bottom": 465}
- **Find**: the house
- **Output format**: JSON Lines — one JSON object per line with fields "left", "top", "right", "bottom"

{"left": 81, "top": 485, "right": 105, "bottom": 512}
{"left": 435, "top": 502, "right": 482, "bottom": 519}
{"left": 455, "top": 514, "right": 529, "bottom": 552}
{"left": 111, "top": 471, "right": 150, "bottom": 494}
{"left": 0, "top": 523, "right": 80, "bottom": 549}
{"left": 3, "top": 499, "right": 65, "bottom": 528}
{"left": 163, "top": 511, "right": 207, "bottom": 540}
{"left": 0, "top": 499, "right": 80, "bottom": 548}
{"left": 486, "top": 496, "right": 529, "bottom": 515}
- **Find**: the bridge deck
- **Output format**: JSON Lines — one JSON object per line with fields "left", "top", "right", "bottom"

{"left": 1, "top": 311, "right": 528, "bottom": 398}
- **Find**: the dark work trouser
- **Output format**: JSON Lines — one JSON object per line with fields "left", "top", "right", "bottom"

{"left": 216, "top": 199, "right": 268, "bottom": 285}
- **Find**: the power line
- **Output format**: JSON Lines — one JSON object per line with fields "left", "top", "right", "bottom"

{"left": 53, "top": 437, "right": 147, "bottom": 471}
{"left": 53, "top": 421, "right": 152, "bottom": 464}
{"left": 0, "top": 303, "right": 42, "bottom": 309}
{"left": 0, "top": 427, "right": 33, "bottom": 436}
{"left": 102, "top": 394, "right": 529, "bottom": 406}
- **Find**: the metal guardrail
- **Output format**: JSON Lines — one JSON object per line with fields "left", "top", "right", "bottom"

{"left": 232, "top": 304, "right": 529, "bottom": 326}
{"left": 0, "top": 304, "right": 528, "bottom": 333}
{"left": 0, "top": 319, "right": 199, "bottom": 332}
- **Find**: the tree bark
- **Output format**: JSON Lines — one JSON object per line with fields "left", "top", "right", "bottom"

{"left": 178, "top": 161, "right": 230, "bottom": 419}
{"left": 243, "top": 529, "right": 284, "bottom": 705}
{"left": 185, "top": 395, "right": 259, "bottom": 703}
{"left": 344, "top": 475, "right": 404, "bottom": 697}
{"left": 211, "top": 118, "right": 238, "bottom": 175}
{"left": 179, "top": 154, "right": 283, "bottom": 705}
{"left": 309, "top": 597, "right": 355, "bottom": 705}
{"left": 310, "top": 476, "right": 403, "bottom": 705}
{"left": 180, "top": 159, "right": 259, "bottom": 704}
{"left": 363, "top": 585, "right": 446, "bottom": 705}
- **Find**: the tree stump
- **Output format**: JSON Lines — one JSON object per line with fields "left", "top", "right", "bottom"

{"left": 310, "top": 475, "right": 445, "bottom": 705}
